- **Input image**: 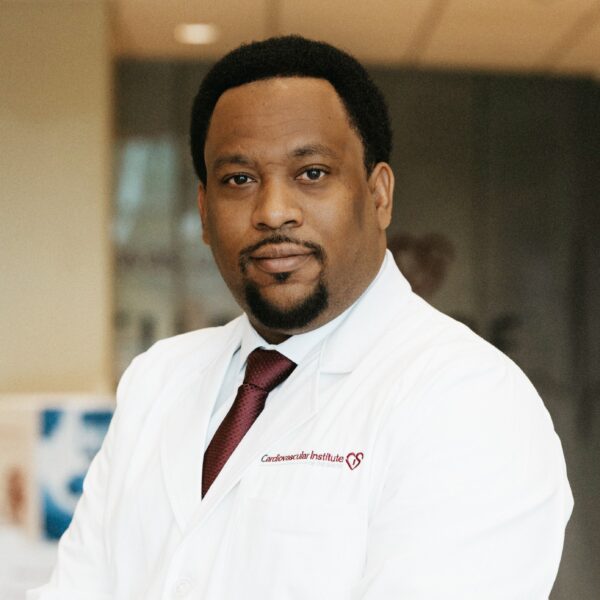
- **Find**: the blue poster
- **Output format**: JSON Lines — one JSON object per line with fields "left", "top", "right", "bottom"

{"left": 38, "top": 408, "right": 113, "bottom": 539}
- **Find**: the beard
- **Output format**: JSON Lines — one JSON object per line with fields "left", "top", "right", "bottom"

{"left": 239, "top": 234, "right": 329, "bottom": 331}
{"left": 244, "top": 278, "right": 328, "bottom": 330}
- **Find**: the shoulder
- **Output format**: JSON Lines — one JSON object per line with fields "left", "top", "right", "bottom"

{"left": 386, "top": 297, "right": 560, "bottom": 464}
{"left": 378, "top": 294, "right": 550, "bottom": 433}
{"left": 375, "top": 298, "right": 569, "bottom": 502}
{"left": 374, "top": 293, "right": 516, "bottom": 384}
{"left": 115, "top": 316, "right": 243, "bottom": 407}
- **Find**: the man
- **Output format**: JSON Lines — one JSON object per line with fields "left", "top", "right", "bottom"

{"left": 31, "top": 36, "right": 572, "bottom": 599}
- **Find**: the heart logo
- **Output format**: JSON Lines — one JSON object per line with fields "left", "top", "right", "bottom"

{"left": 345, "top": 452, "right": 364, "bottom": 470}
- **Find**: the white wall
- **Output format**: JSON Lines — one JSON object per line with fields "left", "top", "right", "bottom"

{"left": 0, "top": 1, "right": 113, "bottom": 392}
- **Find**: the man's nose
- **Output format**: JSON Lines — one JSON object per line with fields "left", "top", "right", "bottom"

{"left": 251, "top": 178, "right": 303, "bottom": 231}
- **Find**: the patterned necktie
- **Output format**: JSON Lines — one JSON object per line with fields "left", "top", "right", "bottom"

{"left": 202, "top": 348, "right": 297, "bottom": 497}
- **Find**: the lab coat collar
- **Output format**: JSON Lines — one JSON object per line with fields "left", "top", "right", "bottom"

{"left": 320, "top": 250, "right": 412, "bottom": 374}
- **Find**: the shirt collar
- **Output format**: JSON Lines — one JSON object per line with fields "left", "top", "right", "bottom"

{"left": 238, "top": 304, "right": 346, "bottom": 370}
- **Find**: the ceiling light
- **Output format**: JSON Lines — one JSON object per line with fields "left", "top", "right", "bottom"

{"left": 174, "top": 23, "right": 219, "bottom": 45}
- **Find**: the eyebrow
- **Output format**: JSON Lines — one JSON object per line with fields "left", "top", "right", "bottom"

{"left": 290, "top": 144, "right": 339, "bottom": 160}
{"left": 212, "top": 154, "right": 254, "bottom": 171}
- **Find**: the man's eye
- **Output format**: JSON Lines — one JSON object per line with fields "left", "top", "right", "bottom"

{"left": 224, "top": 174, "right": 253, "bottom": 186}
{"left": 299, "top": 168, "right": 326, "bottom": 182}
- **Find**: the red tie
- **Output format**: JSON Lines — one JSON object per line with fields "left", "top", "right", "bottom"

{"left": 202, "top": 348, "right": 296, "bottom": 497}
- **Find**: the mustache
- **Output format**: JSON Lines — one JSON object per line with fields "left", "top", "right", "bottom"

{"left": 238, "top": 234, "right": 326, "bottom": 272}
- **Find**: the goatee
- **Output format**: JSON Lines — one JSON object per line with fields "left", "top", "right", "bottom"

{"left": 244, "top": 279, "right": 328, "bottom": 330}
{"left": 239, "top": 234, "right": 328, "bottom": 330}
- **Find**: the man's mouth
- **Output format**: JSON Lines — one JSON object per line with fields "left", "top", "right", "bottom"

{"left": 249, "top": 244, "right": 314, "bottom": 274}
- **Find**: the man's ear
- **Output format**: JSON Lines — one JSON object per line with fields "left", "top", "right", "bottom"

{"left": 368, "top": 162, "right": 394, "bottom": 231}
{"left": 197, "top": 183, "right": 211, "bottom": 245}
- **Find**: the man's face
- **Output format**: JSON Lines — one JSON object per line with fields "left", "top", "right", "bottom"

{"left": 199, "top": 77, "right": 393, "bottom": 343}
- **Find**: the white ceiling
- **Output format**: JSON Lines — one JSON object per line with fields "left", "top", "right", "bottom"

{"left": 110, "top": 0, "right": 600, "bottom": 76}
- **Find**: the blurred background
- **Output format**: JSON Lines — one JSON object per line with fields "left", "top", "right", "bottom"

{"left": 1, "top": 1, "right": 599, "bottom": 598}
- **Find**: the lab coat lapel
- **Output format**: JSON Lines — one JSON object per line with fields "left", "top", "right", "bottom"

{"left": 159, "top": 319, "right": 244, "bottom": 533}
{"left": 320, "top": 251, "right": 412, "bottom": 373}
{"left": 187, "top": 352, "right": 319, "bottom": 530}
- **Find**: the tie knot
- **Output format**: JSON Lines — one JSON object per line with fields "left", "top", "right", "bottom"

{"left": 244, "top": 348, "right": 296, "bottom": 392}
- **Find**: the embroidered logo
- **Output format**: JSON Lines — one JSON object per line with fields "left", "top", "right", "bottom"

{"left": 345, "top": 452, "right": 364, "bottom": 470}
{"left": 260, "top": 450, "right": 365, "bottom": 470}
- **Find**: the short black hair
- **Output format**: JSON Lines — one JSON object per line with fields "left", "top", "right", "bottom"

{"left": 190, "top": 35, "right": 392, "bottom": 185}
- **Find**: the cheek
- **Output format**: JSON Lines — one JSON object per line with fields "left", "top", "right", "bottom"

{"left": 317, "top": 192, "right": 369, "bottom": 246}
{"left": 320, "top": 198, "right": 378, "bottom": 278}
{"left": 205, "top": 209, "right": 246, "bottom": 261}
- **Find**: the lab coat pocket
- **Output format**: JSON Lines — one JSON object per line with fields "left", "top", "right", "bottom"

{"left": 232, "top": 496, "right": 367, "bottom": 599}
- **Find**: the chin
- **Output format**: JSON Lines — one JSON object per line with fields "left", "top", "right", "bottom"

{"left": 244, "top": 280, "right": 328, "bottom": 331}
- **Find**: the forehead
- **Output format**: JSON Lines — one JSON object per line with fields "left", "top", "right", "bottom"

{"left": 204, "top": 77, "right": 362, "bottom": 163}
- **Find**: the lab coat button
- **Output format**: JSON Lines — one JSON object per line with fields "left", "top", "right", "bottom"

{"left": 173, "top": 577, "right": 193, "bottom": 598}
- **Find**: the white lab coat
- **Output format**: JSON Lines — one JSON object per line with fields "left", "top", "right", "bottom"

{"left": 29, "top": 256, "right": 573, "bottom": 600}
